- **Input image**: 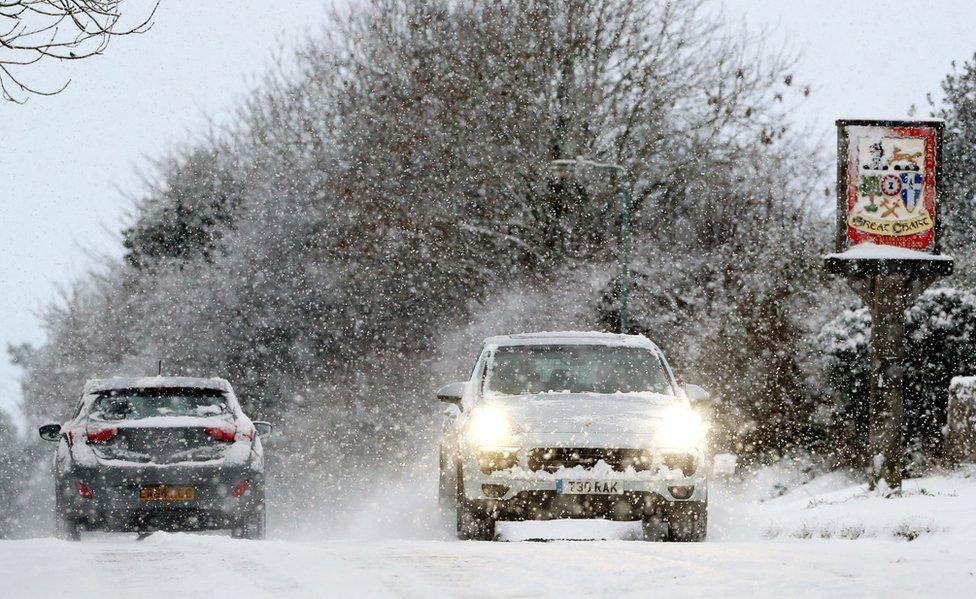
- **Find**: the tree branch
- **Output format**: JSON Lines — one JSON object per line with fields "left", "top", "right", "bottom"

{"left": 0, "top": 0, "right": 156, "bottom": 101}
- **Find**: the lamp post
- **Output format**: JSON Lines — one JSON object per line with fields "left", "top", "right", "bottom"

{"left": 548, "top": 157, "right": 632, "bottom": 333}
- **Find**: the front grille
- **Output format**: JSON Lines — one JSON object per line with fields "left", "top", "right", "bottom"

{"left": 527, "top": 447, "right": 653, "bottom": 473}
{"left": 478, "top": 449, "right": 518, "bottom": 474}
{"left": 663, "top": 453, "right": 697, "bottom": 477}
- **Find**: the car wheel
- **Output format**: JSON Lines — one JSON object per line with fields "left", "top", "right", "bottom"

{"left": 233, "top": 509, "right": 266, "bottom": 540}
{"left": 455, "top": 468, "right": 495, "bottom": 541}
{"left": 640, "top": 515, "right": 668, "bottom": 542}
{"left": 438, "top": 448, "right": 456, "bottom": 509}
{"left": 665, "top": 501, "right": 707, "bottom": 542}
{"left": 56, "top": 513, "right": 80, "bottom": 541}
{"left": 55, "top": 486, "right": 80, "bottom": 542}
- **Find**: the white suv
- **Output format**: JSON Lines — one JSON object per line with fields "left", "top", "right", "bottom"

{"left": 437, "top": 331, "right": 709, "bottom": 541}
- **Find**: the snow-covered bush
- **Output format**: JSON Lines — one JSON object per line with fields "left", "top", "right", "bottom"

{"left": 946, "top": 376, "right": 976, "bottom": 464}
{"left": 934, "top": 54, "right": 976, "bottom": 263}
{"left": 815, "top": 303, "right": 872, "bottom": 461}
{"left": 816, "top": 288, "right": 976, "bottom": 465}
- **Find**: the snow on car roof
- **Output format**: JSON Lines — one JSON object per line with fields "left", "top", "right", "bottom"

{"left": 83, "top": 376, "right": 233, "bottom": 394}
{"left": 484, "top": 331, "right": 661, "bottom": 351}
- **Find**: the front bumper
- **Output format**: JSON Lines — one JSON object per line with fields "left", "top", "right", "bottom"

{"left": 460, "top": 441, "right": 706, "bottom": 520}
{"left": 59, "top": 463, "right": 263, "bottom": 532}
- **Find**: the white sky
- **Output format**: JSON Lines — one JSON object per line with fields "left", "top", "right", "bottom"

{"left": 721, "top": 0, "right": 974, "bottom": 126}
{"left": 1, "top": 0, "right": 974, "bottom": 431}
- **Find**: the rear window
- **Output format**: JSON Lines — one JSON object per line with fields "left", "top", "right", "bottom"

{"left": 90, "top": 388, "right": 229, "bottom": 420}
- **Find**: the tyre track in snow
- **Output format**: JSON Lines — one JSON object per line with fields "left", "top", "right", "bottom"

{"left": 86, "top": 536, "right": 316, "bottom": 597}
{"left": 2, "top": 534, "right": 393, "bottom": 598}
{"left": 329, "top": 537, "right": 976, "bottom": 598}
{"left": 339, "top": 539, "right": 753, "bottom": 599}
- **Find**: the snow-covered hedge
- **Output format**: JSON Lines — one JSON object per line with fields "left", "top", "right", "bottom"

{"left": 815, "top": 288, "right": 976, "bottom": 464}
{"left": 946, "top": 376, "right": 976, "bottom": 464}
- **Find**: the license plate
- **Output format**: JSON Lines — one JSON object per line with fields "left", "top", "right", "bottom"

{"left": 555, "top": 480, "right": 622, "bottom": 495}
{"left": 138, "top": 485, "right": 196, "bottom": 502}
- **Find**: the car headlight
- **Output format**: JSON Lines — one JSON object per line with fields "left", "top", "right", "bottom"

{"left": 656, "top": 406, "right": 706, "bottom": 449}
{"left": 466, "top": 406, "right": 512, "bottom": 447}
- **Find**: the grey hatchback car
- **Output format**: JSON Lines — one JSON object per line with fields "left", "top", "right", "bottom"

{"left": 38, "top": 377, "right": 272, "bottom": 540}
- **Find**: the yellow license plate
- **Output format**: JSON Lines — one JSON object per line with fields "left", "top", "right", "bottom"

{"left": 138, "top": 485, "right": 196, "bottom": 502}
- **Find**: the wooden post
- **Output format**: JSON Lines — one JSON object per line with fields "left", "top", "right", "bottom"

{"left": 825, "top": 119, "right": 951, "bottom": 492}
{"left": 847, "top": 275, "right": 936, "bottom": 489}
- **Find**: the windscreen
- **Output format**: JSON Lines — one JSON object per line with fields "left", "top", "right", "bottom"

{"left": 90, "top": 388, "right": 229, "bottom": 420}
{"left": 484, "top": 345, "right": 673, "bottom": 396}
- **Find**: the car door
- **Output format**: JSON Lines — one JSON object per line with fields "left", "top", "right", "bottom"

{"left": 55, "top": 395, "right": 87, "bottom": 476}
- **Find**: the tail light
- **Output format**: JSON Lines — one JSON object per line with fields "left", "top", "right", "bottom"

{"left": 75, "top": 481, "right": 93, "bottom": 499}
{"left": 85, "top": 428, "right": 117, "bottom": 444}
{"left": 205, "top": 427, "right": 236, "bottom": 442}
{"left": 231, "top": 480, "right": 250, "bottom": 498}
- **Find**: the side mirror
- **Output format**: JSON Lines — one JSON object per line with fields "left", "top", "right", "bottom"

{"left": 682, "top": 383, "right": 711, "bottom": 404}
{"left": 39, "top": 423, "right": 62, "bottom": 442}
{"left": 436, "top": 382, "right": 465, "bottom": 409}
{"left": 253, "top": 421, "right": 273, "bottom": 439}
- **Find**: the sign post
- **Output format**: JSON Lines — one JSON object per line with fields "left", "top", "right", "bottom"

{"left": 824, "top": 119, "right": 953, "bottom": 491}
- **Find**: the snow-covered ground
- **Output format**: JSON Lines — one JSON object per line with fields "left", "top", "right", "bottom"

{"left": 4, "top": 466, "right": 976, "bottom": 598}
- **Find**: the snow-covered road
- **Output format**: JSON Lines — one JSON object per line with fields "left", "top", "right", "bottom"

{"left": 3, "top": 531, "right": 973, "bottom": 598}
{"left": 5, "top": 468, "right": 976, "bottom": 598}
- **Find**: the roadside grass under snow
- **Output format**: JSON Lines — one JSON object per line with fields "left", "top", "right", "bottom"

{"left": 720, "top": 466, "right": 974, "bottom": 543}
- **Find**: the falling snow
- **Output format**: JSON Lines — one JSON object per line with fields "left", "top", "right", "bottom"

{"left": 4, "top": 0, "right": 976, "bottom": 597}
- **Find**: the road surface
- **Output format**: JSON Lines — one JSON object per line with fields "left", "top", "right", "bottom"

{"left": 2, "top": 522, "right": 974, "bottom": 598}
{"left": 4, "top": 469, "right": 976, "bottom": 598}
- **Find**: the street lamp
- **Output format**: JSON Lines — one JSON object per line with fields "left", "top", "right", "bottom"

{"left": 548, "top": 157, "right": 632, "bottom": 334}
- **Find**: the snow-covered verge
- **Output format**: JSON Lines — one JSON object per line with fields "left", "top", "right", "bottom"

{"left": 3, "top": 467, "right": 976, "bottom": 598}
{"left": 715, "top": 466, "right": 976, "bottom": 543}
{"left": 498, "top": 463, "right": 976, "bottom": 542}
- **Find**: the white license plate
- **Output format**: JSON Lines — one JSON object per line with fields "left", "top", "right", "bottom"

{"left": 555, "top": 480, "right": 622, "bottom": 495}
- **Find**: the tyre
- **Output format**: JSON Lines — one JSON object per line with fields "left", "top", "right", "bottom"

{"left": 438, "top": 448, "right": 456, "bottom": 509}
{"left": 640, "top": 515, "right": 668, "bottom": 542}
{"left": 55, "top": 485, "right": 80, "bottom": 542}
{"left": 233, "top": 508, "right": 266, "bottom": 540}
{"left": 55, "top": 512, "right": 80, "bottom": 541}
{"left": 456, "top": 500, "right": 495, "bottom": 541}
{"left": 455, "top": 468, "right": 495, "bottom": 541}
{"left": 665, "top": 501, "right": 707, "bottom": 542}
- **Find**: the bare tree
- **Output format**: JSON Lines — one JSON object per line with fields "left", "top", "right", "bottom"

{"left": 0, "top": 0, "right": 156, "bottom": 102}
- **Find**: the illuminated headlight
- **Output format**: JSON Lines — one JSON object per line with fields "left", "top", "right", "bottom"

{"left": 656, "top": 406, "right": 706, "bottom": 449}
{"left": 466, "top": 406, "right": 512, "bottom": 447}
